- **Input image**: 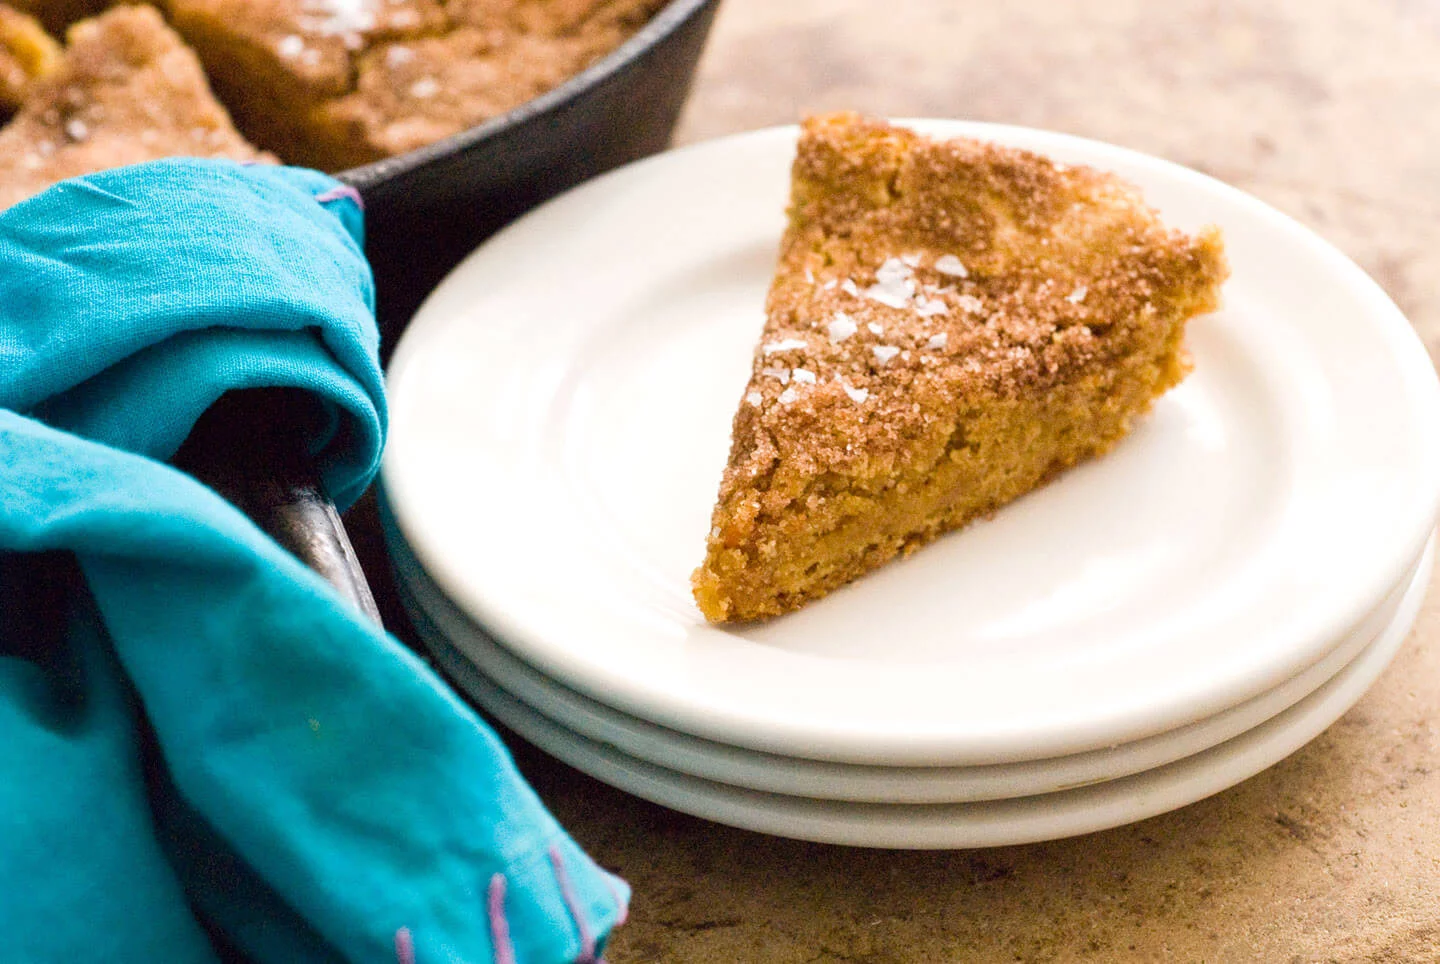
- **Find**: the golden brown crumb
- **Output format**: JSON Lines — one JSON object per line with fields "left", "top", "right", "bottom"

{"left": 693, "top": 113, "right": 1228, "bottom": 623}
{"left": 0, "top": 5, "right": 265, "bottom": 210}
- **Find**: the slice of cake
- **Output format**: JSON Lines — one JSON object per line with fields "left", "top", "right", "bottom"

{"left": 692, "top": 113, "right": 1228, "bottom": 623}
{"left": 0, "top": 4, "right": 60, "bottom": 116}
{"left": 0, "top": 4, "right": 266, "bottom": 210}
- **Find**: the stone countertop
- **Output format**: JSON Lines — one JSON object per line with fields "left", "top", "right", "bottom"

{"left": 516, "top": 2, "right": 1440, "bottom": 960}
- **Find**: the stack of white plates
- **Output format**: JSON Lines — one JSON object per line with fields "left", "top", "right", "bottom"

{"left": 380, "top": 121, "right": 1440, "bottom": 848}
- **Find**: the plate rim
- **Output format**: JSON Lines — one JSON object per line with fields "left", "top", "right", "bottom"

{"left": 411, "top": 543, "right": 1431, "bottom": 848}
{"left": 391, "top": 523, "right": 1427, "bottom": 799}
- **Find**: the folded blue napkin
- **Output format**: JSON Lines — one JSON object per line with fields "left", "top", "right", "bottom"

{"left": 0, "top": 160, "right": 628, "bottom": 963}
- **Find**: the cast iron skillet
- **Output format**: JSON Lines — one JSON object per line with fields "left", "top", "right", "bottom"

{"left": 182, "top": 0, "right": 722, "bottom": 621}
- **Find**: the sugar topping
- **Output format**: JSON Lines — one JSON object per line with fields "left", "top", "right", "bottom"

{"left": 300, "top": 0, "right": 377, "bottom": 36}
{"left": 763, "top": 338, "right": 808, "bottom": 355}
{"left": 760, "top": 367, "right": 790, "bottom": 384}
{"left": 872, "top": 345, "right": 900, "bottom": 365}
{"left": 926, "top": 332, "right": 948, "bottom": 350}
{"left": 777, "top": 387, "right": 800, "bottom": 405}
{"left": 841, "top": 279, "right": 859, "bottom": 297}
{"left": 935, "top": 254, "right": 969, "bottom": 278}
{"left": 839, "top": 379, "right": 869, "bottom": 404}
{"left": 915, "top": 296, "right": 949, "bottom": 318}
{"left": 745, "top": 391, "right": 763, "bottom": 406}
{"left": 864, "top": 256, "right": 916, "bottom": 309}
{"left": 1067, "top": 285, "right": 1089, "bottom": 304}
{"left": 792, "top": 368, "right": 817, "bottom": 384}
{"left": 827, "top": 312, "right": 857, "bottom": 342}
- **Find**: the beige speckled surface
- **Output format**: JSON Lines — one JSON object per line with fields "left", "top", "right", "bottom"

{"left": 509, "top": 2, "right": 1440, "bottom": 960}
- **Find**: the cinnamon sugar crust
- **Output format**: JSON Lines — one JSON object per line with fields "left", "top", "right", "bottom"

{"left": 693, "top": 113, "right": 1228, "bottom": 623}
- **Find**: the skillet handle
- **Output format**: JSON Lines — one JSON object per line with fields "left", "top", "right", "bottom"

{"left": 173, "top": 388, "right": 382, "bottom": 626}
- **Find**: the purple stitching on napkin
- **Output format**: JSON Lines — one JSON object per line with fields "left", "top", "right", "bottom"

{"left": 394, "top": 927, "right": 416, "bottom": 964}
{"left": 602, "top": 874, "right": 629, "bottom": 926}
{"left": 314, "top": 184, "right": 365, "bottom": 210}
{"left": 548, "top": 846, "right": 597, "bottom": 963}
{"left": 488, "top": 874, "right": 517, "bottom": 964}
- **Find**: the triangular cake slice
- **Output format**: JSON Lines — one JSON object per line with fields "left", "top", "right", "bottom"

{"left": 692, "top": 113, "right": 1227, "bottom": 623}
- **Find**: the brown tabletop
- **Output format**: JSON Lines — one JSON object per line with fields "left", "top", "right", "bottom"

{"left": 458, "top": 2, "right": 1440, "bottom": 959}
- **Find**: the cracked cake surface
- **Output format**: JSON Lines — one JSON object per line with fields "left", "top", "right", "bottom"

{"left": 692, "top": 112, "right": 1228, "bottom": 624}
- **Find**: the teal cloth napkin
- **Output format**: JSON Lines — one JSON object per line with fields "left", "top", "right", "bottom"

{"left": 0, "top": 160, "right": 628, "bottom": 963}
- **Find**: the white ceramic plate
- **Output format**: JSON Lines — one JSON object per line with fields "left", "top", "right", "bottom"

{"left": 412, "top": 544, "right": 1432, "bottom": 848}
{"left": 383, "top": 120, "right": 1440, "bottom": 765}
{"left": 390, "top": 532, "right": 1426, "bottom": 803}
